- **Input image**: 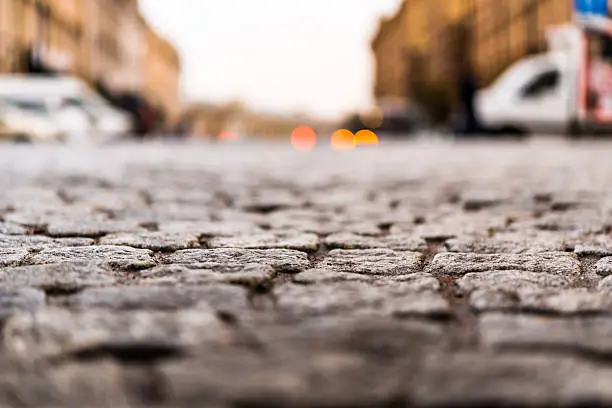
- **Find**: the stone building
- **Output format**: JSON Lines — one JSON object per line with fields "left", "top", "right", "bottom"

{"left": 141, "top": 20, "right": 181, "bottom": 126}
{"left": 0, "top": 0, "right": 181, "bottom": 128}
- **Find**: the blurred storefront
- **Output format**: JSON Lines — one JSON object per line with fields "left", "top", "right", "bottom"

{"left": 0, "top": 0, "right": 181, "bottom": 131}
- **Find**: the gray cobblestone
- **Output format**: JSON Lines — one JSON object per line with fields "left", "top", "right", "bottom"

{"left": 0, "top": 262, "right": 116, "bottom": 291}
{"left": 4, "top": 142, "right": 612, "bottom": 405}
{"left": 427, "top": 251, "right": 581, "bottom": 277}
{"left": 167, "top": 248, "right": 310, "bottom": 273}
{"left": 206, "top": 232, "right": 320, "bottom": 252}
{"left": 317, "top": 249, "right": 423, "bottom": 276}
{"left": 32, "top": 246, "right": 156, "bottom": 270}
{"left": 99, "top": 232, "right": 199, "bottom": 251}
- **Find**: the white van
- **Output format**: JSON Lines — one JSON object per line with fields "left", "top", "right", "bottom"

{"left": 0, "top": 75, "right": 133, "bottom": 142}
{"left": 476, "top": 51, "right": 578, "bottom": 135}
{"left": 476, "top": 22, "right": 612, "bottom": 136}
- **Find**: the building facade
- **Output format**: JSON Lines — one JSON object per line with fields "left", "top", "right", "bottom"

{"left": 0, "top": 0, "right": 181, "bottom": 128}
{"left": 142, "top": 21, "right": 181, "bottom": 126}
{"left": 372, "top": 0, "right": 578, "bottom": 115}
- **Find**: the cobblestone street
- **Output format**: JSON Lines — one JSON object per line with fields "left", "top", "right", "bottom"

{"left": 2, "top": 138, "right": 612, "bottom": 406}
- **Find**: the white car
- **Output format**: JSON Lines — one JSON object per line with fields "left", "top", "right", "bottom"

{"left": 0, "top": 99, "right": 63, "bottom": 143}
{"left": 0, "top": 75, "right": 133, "bottom": 141}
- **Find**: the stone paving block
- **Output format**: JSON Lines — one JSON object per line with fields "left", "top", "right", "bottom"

{"left": 46, "top": 219, "right": 146, "bottom": 238}
{"left": 66, "top": 285, "right": 248, "bottom": 314}
{"left": 394, "top": 212, "right": 510, "bottom": 240}
{"left": 167, "top": 248, "right": 310, "bottom": 273}
{"left": 317, "top": 249, "right": 423, "bottom": 276}
{"left": 293, "top": 270, "right": 440, "bottom": 291}
{"left": 0, "top": 360, "right": 131, "bottom": 408}
{"left": 471, "top": 288, "right": 612, "bottom": 314}
{"left": 412, "top": 352, "right": 612, "bottom": 406}
{"left": 324, "top": 232, "right": 428, "bottom": 251}
{"left": 598, "top": 275, "right": 612, "bottom": 293}
{"left": 275, "top": 282, "right": 449, "bottom": 318}
{"left": 427, "top": 252, "right": 581, "bottom": 278}
{"left": 0, "top": 262, "right": 116, "bottom": 291}
{"left": 479, "top": 313, "right": 612, "bottom": 355}
{"left": 236, "top": 189, "right": 303, "bottom": 212}
{"left": 574, "top": 235, "right": 612, "bottom": 257}
{"left": 510, "top": 209, "right": 609, "bottom": 234}
{"left": 444, "top": 235, "right": 568, "bottom": 254}
{"left": 0, "top": 288, "right": 46, "bottom": 319}
{"left": 206, "top": 232, "right": 320, "bottom": 253}
{"left": 0, "top": 222, "right": 27, "bottom": 235}
{"left": 0, "top": 248, "right": 29, "bottom": 267}
{"left": 140, "top": 263, "right": 276, "bottom": 288}
{"left": 0, "top": 234, "right": 94, "bottom": 251}
{"left": 456, "top": 270, "right": 571, "bottom": 294}
{"left": 32, "top": 246, "right": 156, "bottom": 270}
{"left": 4, "top": 307, "right": 234, "bottom": 359}
{"left": 158, "top": 220, "right": 263, "bottom": 237}
{"left": 596, "top": 257, "right": 612, "bottom": 276}
{"left": 99, "top": 232, "right": 199, "bottom": 251}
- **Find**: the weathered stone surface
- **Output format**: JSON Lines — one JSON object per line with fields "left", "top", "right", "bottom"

{"left": 0, "top": 262, "right": 115, "bottom": 291}
{"left": 4, "top": 307, "right": 234, "bottom": 359}
{"left": 324, "top": 232, "right": 428, "bottom": 251}
{"left": 444, "top": 234, "right": 568, "bottom": 254}
{"left": 0, "top": 288, "right": 46, "bottom": 319}
{"left": 32, "top": 246, "right": 156, "bottom": 270}
{"left": 6, "top": 138, "right": 612, "bottom": 405}
{"left": 317, "top": 249, "right": 423, "bottom": 276}
{"left": 66, "top": 285, "right": 248, "bottom": 313}
{"left": 158, "top": 220, "right": 263, "bottom": 237}
{"left": 140, "top": 263, "right": 276, "bottom": 288}
{"left": 596, "top": 257, "right": 612, "bottom": 276}
{"left": 574, "top": 235, "right": 612, "bottom": 257}
{"left": 412, "top": 352, "right": 612, "bottom": 406}
{"left": 206, "top": 232, "right": 319, "bottom": 253}
{"left": 471, "top": 288, "right": 612, "bottom": 314}
{"left": 46, "top": 218, "right": 145, "bottom": 237}
{"left": 275, "top": 282, "right": 449, "bottom": 318}
{"left": 480, "top": 313, "right": 612, "bottom": 355}
{"left": 99, "top": 231, "right": 199, "bottom": 251}
{"left": 294, "top": 270, "right": 440, "bottom": 291}
{"left": 599, "top": 275, "right": 612, "bottom": 292}
{"left": 456, "top": 270, "right": 571, "bottom": 294}
{"left": 511, "top": 209, "right": 609, "bottom": 234}
{"left": 0, "top": 222, "right": 27, "bottom": 235}
{"left": 0, "top": 234, "right": 94, "bottom": 251}
{"left": 427, "top": 252, "right": 581, "bottom": 278}
{"left": 0, "top": 248, "right": 29, "bottom": 267}
{"left": 0, "top": 360, "right": 131, "bottom": 408}
{"left": 167, "top": 248, "right": 310, "bottom": 273}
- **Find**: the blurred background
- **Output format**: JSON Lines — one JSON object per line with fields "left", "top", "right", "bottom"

{"left": 0, "top": 0, "right": 609, "bottom": 145}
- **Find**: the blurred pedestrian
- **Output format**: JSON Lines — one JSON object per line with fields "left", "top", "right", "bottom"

{"left": 456, "top": 63, "right": 481, "bottom": 135}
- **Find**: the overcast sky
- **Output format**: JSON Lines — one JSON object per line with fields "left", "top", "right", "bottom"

{"left": 139, "top": 0, "right": 401, "bottom": 120}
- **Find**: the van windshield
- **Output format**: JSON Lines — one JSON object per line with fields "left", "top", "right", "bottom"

{"left": 491, "top": 57, "right": 556, "bottom": 91}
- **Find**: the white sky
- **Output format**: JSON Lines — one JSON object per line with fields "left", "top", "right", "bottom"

{"left": 139, "top": 0, "right": 402, "bottom": 121}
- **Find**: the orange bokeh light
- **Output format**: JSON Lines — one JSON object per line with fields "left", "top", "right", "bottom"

{"left": 330, "top": 129, "right": 356, "bottom": 150}
{"left": 355, "top": 129, "right": 379, "bottom": 145}
{"left": 290, "top": 126, "right": 317, "bottom": 151}
{"left": 218, "top": 131, "right": 238, "bottom": 141}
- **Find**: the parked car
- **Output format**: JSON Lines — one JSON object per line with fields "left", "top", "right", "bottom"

{"left": 0, "top": 99, "right": 63, "bottom": 143}
{"left": 0, "top": 75, "right": 133, "bottom": 141}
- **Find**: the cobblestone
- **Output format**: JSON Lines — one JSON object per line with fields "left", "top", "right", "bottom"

{"left": 3, "top": 141, "right": 612, "bottom": 405}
